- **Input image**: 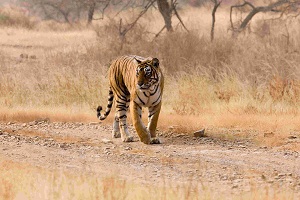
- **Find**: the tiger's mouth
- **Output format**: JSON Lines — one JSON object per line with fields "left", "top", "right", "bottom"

{"left": 137, "top": 78, "right": 159, "bottom": 90}
{"left": 138, "top": 83, "right": 151, "bottom": 90}
{"left": 138, "top": 81, "right": 159, "bottom": 91}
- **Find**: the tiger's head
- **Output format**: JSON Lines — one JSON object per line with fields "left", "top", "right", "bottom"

{"left": 135, "top": 57, "right": 160, "bottom": 90}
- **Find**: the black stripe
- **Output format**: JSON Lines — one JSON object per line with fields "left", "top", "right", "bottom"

{"left": 114, "top": 70, "right": 128, "bottom": 96}
{"left": 148, "top": 113, "right": 155, "bottom": 118}
{"left": 118, "top": 84, "right": 128, "bottom": 97}
{"left": 136, "top": 93, "right": 145, "bottom": 105}
{"left": 116, "top": 105, "right": 127, "bottom": 109}
{"left": 114, "top": 72, "right": 126, "bottom": 99}
{"left": 143, "top": 92, "right": 149, "bottom": 97}
{"left": 107, "top": 103, "right": 113, "bottom": 108}
{"left": 117, "top": 108, "right": 127, "bottom": 112}
{"left": 116, "top": 100, "right": 127, "bottom": 105}
{"left": 137, "top": 103, "right": 142, "bottom": 110}
{"left": 111, "top": 85, "right": 127, "bottom": 102}
{"left": 150, "top": 84, "right": 159, "bottom": 96}
{"left": 119, "top": 115, "right": 127, "bottom": 119}
{"left": 108, "top": 96, "right": 114, "bottom": 101}
{"left": 152, "top": 92, "right": 161, "bottom": 105}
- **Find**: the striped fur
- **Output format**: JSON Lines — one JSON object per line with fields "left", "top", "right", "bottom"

{"left": 97, "top": 55, "right": 164, "bottom": 144}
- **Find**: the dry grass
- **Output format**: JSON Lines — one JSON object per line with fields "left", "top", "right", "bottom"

{"left": 0, "top": 6, "right": 300, "bottom": 148}
{"left": 0, "top": 157, "right": 207, "bottom": 200}
{"left": 0, "top": 156, "right": 297, "bottom": 200}
{"left": 0, "top": 5, "right": 35, "bottom": 29}
{"left": 0, "top": 5, "right": 299, "bottom": 199}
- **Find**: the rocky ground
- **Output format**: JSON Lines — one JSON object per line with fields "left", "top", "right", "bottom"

{"left": 0, "top": 120, "right": 300, "bottom": 198}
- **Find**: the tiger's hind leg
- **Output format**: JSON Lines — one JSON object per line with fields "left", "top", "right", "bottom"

{"left": 147, "top": 102, "right": 162, "bottom": 144}
{"left": 112, "top": 114, "right": 121, "bottom": 138}
{"left": 115, "top": 97, "right": 133, "bottom": 142}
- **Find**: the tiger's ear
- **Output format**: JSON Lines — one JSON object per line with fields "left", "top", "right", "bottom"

{"left": 152, "top": 58, "right": 159, "bottom": 68}
{"left": 134, "top": 57, "right": 142, "bottom": 65}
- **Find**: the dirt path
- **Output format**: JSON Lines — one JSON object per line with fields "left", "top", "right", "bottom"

{"left": 1, "top": 121, "right": 299, "bottom": 197}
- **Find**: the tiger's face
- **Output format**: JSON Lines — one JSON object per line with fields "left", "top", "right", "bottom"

{"left": 135, "top": 58, "right": 160, "bottom": 90}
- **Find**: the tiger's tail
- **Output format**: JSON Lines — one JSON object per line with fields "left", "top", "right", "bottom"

{"left": 97, "top": 87, "right": 114, "bottom": 120}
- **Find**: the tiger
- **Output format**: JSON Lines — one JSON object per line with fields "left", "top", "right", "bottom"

{"left": 97, "top": 55, "right": 164, "bottom": 144}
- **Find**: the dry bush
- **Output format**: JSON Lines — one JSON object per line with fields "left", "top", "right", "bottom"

{"left": 269, "top": 75, "right": 300, "bottom": 104}
{"left": 0, "top": 6, "right": 35, "bottom": 29}
{"left": 1, "top": 7, "right": 300, "bottom": 123}
{"left": 93, "top": 19, "right": 235, "bottom": 76}
{"left": 35, "top": 19, "right": 91, "bottom": 31}
{"left": 92, "top": 18, "right": 154, "bottom": 64}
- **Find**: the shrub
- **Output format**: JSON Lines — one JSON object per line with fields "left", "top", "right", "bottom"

{"left": 0, "top": 6, "right": 35, "bottom": 29}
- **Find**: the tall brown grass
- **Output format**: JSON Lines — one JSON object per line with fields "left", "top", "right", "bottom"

{"left": 0, "top": 7, "right": 300, "bottom": 129}
{"left": 0, "top": 6, "right": 35, "bottom": 29}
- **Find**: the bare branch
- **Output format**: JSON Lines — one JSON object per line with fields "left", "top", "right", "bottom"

{"left": 171, "top": 0, "right": 189, "bottom": 32}
{"left": 92, "top": 1, "right": 110, "bottom": 20}
{"left": 41, "top": 1, "right": 71, "bottom": 23}
{"left": 230, "top": 0, "right": 294, "bottom": 33}
{"left": 211, "top": 0, "right": 222, "bottom": 41}
{"left": 119, "top": 0, "right": 156, "bottom": 37}
{"left": 154, "top": 25, "right": 166, "bottom": 38}
{"left": 114, "top": 0, "right": 133, "bottom": 17}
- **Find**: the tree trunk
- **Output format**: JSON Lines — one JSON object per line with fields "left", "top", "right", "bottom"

{"left": 87, "top": 1, "right": 96, "bottom": 25}
{"left": 157, "top": 0, "right": 173, "bottom": 32}
{"left": 211, "top": 0, "right": 221, "bottom": 41}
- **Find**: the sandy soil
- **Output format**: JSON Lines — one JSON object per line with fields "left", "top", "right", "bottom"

{"left": 0, "top": 120, "right": 299, "bottom": 198}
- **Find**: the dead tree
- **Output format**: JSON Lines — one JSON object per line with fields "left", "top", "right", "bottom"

{"left": 230, "top": 0, "right": 299, "bottom": 33}
{"left": 85, "top": 0, "right": 110, "bottom": 25}
{"left": 117, "top": 0, "right": 156, "bottom": 49}
{"left": 41, "top": 1, "right": 73, "bottom": 23}
{"left": 157, "top": 0, "right": 173, "bottom": 31}
{"left": 211, "top": 0, "right": 221, "bottom": 41}
{"left": 119, "top": 0, "right": 156, "bottom": 37}
{"left": 22, "top": 0, "right": 111, "bottom": 24}
{"left": 155, "top": 0, "right": 188, "bottom": 36}
{"left": 87, "top": 1, "right": 96, "bottom": 24}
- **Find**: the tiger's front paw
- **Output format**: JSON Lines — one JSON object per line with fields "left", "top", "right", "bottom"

{"left": 122, "top": 135, "right": 134, "bottom": 142}
{"left": 150, "top": 137, "right": 161, "bottom": 144}
{"left": 140, "top": 134, "right": 151, "bottom": 144}
{"left": 112, "top": 131, "right": 121, "bottom": 138}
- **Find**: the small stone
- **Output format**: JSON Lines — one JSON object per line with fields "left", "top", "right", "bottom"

{"left": 60, "top": 143, "right": 68, "bottom": 149}
{"left": 264, "top": 132, "right": 274, "bottom": 137}
{"left": 232, "top": 184, "right": 238, "bottom": 189}
{"left": 28, "top": 121, "right": 37, "bottom": 126}
{"left": 102, "top": 138, "right": 113, "bottom": 144}
{"left": 29, "top": 55, "right": 37, "bottom": 59}
{"left": 193, "top": 129, "right": 205, "bottom": 137}
{"left": 124, "top": 146, "right": 132, "bottom": 151}
{"left": 89, "top": 122, "right": 100, "bottom": 126}
{"left": 175, "top": 134, "right": 186, "bottom": 137}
